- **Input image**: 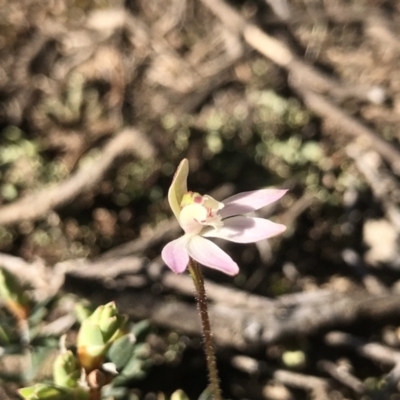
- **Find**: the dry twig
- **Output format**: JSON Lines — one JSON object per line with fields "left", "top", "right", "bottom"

{"left": 325, "top": 331, "right": 400, "bottom": 366}
{"left": 232, "top": 355, "right": 331, "bottom": 400}
{"left": 318, "top": 359, "right": 365, "bottom": 394}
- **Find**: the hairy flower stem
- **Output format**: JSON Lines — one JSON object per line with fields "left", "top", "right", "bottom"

{"left": 188, "top": 258, "right": 222, "bottom": 400}
{"left": 90, "top": 388, "right": 101, "bottom": 400}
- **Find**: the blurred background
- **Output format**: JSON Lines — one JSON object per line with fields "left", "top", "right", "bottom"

{"left": 1, "top": 0, "right": 400, "bottom": 399}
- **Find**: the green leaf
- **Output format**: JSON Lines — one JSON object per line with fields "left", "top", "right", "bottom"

{"left": 120, "top": 357, "right": 143, "bottom": 378}
{"left": 18, "top": 384, "right": 70, "bottom": 400}
{"left": 53, "top": 350, "right": 80, "bottom": 388}
{"left": 131, "top": 343, "right": 150, "bottom": 359}
{"left": 108, "top": 333, "right": 136, "bottom": 370}
{"left": 130, "top": 320, "right": 151, "bottom": 342}
{"left": 113, "top": 355, "right": 149, "bottom": 385}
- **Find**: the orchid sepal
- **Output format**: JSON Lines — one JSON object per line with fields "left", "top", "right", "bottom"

{"left": 168, "top": 159, "right": 189, "bottom": 220}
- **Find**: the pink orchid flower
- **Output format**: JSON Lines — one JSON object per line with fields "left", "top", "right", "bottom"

{"left": 161, "top": 159, "right": 287, "bottom": 276}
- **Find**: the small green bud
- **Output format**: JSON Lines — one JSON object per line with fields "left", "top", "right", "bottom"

{"left": 100, "top": 315, "right": 118, "bottom": 342}
{"left": 53, "top": 350, "right": 81, "bottom": 389}
{"left": 105, "top": 315, "right": 127, "bottom": 343}
{"left": 77, "top": 320, "right": 106, "bottom": 372}
{"left": 88, "top": 304, "right": 105, "bottom": 324}
{"left": 77, "top": 302, "right": 127, "bottom": 372}
{"left": 97, "top": 302, "right": 115, "bottom": 322}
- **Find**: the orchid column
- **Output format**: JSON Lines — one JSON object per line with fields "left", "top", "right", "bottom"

{"left": 162, "top": 159, "right": 287, "bottom": 399}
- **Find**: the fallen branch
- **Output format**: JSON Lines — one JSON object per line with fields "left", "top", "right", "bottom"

{"left": 0, "top": 253, "right": 59, "bottom": 301}
{"left": 325, "top": 330, "right": 400, "bottom": 394}
{"left": 232, "top": 355, "right": 331, "bottom": 400}
{"left": 0, "top": 128, "right": 156, "bottom": 226}
{"left": 318, "top": 359, "right": 365, "bottom": 394}
{"left": 346, "top": 144, "right": 400, "bottom": 232}
{"left": 199, "top": 0, "right": 400, "bottom": 175}
{"left": 292, "top": 85, "right": 400, "bottom": 175}
{"left": 200, "top": 0, "right": 385, "bottom": 104}
{"left": 3, "top": 251, "right": 400, "bottom": 351}
{"left": 63, "top": 257, "right": 400, "bottom": 350}
{"left": 325, "top": 331, "right": 400, "bottom": 366}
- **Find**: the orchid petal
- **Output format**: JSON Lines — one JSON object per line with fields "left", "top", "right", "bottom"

{"left": 203, "top": 216, "right": 286, "bottom": 243}
{"left": 161, "top": 236, "right": 190, "bottom": 273}
{"left": 168, "top": 159, "right": 189, "bottom": 220}
{"left": 220, "top": 189, "right": 288, "bottom": 218}
{"left": 186, "top": 236, "right": 239, "bottom": 276}
{"left": 179, "top": 204, "right": 207, "bottom": 235}
{"left": 203, "top": 195, "right": 224, "bottom": 211}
